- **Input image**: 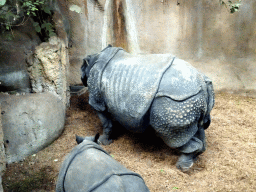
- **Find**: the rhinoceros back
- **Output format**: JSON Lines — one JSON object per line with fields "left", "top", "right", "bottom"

{"left": 101, "top": 50, "right": 175, "bottom": 131}
{"left": 156, "top": 58, "right": 206, "bottom": 101}
{"left": 56, "top": 140, "right": 149, "bottom": 192}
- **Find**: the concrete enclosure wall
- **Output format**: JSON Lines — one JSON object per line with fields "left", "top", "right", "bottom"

{"left": 59, "top": 0, "right": 256, "bottom": 96}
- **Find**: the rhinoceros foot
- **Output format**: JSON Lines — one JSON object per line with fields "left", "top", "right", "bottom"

{"left": 98, "top": 135, "right": 113, "bottom": 145}
{"left": 176, "top": 153, "right": 197, "bottom": 172}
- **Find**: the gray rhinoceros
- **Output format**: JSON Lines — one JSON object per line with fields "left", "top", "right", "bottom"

{"left": 56, "top": 134, "right": 150, "bottom": 192}
{"left": 81, "top": 45, "right": 215, "bottom": 172}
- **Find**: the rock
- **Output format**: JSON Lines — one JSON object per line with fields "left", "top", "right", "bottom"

{"left": 0, "top": 177, "right": 2, "bottom": 192}
{"left": 0, "top": 92, "right": 66, "bottom": 163}
{"left": 52, "top": 3, "right": 69, "bottom": 47}
{"left": 0, "top": 106, "right": 6, "bottom": 192}
{"left": 26, "top": 36, "right": 70, "bottom": 107}
{"left": 0, "top": 18, "right": 41, "bottom": 93}
{"left": 0, "top": 107, "right": 6, "bottom": 171}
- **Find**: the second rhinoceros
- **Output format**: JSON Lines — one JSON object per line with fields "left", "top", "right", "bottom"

{"left": 81, "top": 45, "right": 215, "bottom": 172}
{"left": 56, "top": 134, "right": 150, "bottom": 192}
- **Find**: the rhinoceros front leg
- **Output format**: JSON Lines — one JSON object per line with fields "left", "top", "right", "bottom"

{"left": 97, "top": 111, "right": 113, "bottom": 145}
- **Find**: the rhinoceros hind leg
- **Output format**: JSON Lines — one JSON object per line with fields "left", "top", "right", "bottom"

{"left": 176, "top": 127, "right": 206, "bottom": 171}
{"left": 176, "top": 153, "right": 197, "bottom": 172}
{"left": 98, "top": 134, "right": 113, "bottom": 145}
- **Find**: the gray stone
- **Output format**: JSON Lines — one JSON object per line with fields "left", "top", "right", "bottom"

{"left": 0, "top": 106, "right": 6, "bottom": 173}
{"left": 0, "top": 18, "right": 41, "bottom": 93}
{"left": 0, "top": 92, "right": 66, "bottom": 163}
{"left": 0, "top": 106, "right": 6, "bottom": 192}
{"left": 0, "top": 177, "right": 2, "bottom": 192}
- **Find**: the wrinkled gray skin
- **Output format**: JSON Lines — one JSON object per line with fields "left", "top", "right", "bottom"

{"left": 56, "top": 134, "right": 150, "bottom": 192}
{"left": 81, "top": 45, "right": 215, "bottom": 172}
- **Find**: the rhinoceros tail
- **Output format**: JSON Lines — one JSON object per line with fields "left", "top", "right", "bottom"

{"left": 206, "top": 78, "right": 215, "bottom": 114}
{"left": 204, "top": 77, "right": 215, "bottom": 129}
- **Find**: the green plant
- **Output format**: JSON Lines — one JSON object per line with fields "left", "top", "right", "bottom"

{"left": 0, "top": 0, "right": 56, "bottom": 41}
{"left": 220, "top": 0, "right": 242, "bottom": 13}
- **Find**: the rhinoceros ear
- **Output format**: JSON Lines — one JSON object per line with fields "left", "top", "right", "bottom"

{"left": 83, "top": 58, "right": 89, "bottom": 67}
{"left": 93, "top": 133, "right": 100, "bottom": 143}
{"left": 102, "top": 44, "right": 113, "bottom": 52}
{"left": 76, "top": 135, "right": 84, "bottom": 144}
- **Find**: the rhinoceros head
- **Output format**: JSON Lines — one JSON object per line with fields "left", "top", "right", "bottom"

{"left": 75, "top": 133, "right": 100, "bottom": 145}
{"left": 81, "top": 53, "right": 100, "bottom": 87}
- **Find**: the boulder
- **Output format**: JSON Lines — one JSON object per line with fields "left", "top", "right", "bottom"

{"left": 0, "top": 19, "right": 41, "bottom": 93}
{"left": 0, "top": 92, "right": 65, "bottom": 163}
{"left": 0, "top": 106, "right": 6, "bottom": 192}
{"left": 0, "top": 177, "right": 2, "bottom": 192}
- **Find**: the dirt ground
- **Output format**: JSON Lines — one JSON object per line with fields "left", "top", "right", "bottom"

{"left": 2, "top": 92, "right": 256, "bottom": 192}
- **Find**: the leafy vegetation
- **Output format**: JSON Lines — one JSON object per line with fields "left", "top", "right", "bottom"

{"left": 220, "top": 0, "right": 242, "bottom": 13}
{"left": 0, "top": 0, "right": 56, "bottom": 41}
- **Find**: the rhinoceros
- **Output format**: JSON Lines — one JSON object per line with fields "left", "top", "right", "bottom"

{"left": 56, "top": 134, "right": 150, "bottom": 192}
{"left": 81, "top": 45, "right": 215, "bottom": 172}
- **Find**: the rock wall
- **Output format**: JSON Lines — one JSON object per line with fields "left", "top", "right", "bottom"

{"left": 59, "top": 0, "right": 256, "bottom": 96}
{"left": 130, "top": 0, "right": 256, "bottom": 96}
{"left": 0, "top": 106, "right": 6, "bottom": 192}
{"left": 0, "top": 2, "right": 70, "bottom": 166}
{"left": 26, "top": 36, "right": 70, "bottom": 107}
{"left": 57, "top": 0, "right": 108, "bottom": 84}
{"left": 0, "top": 19, "right": 41, "bottom": 93}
